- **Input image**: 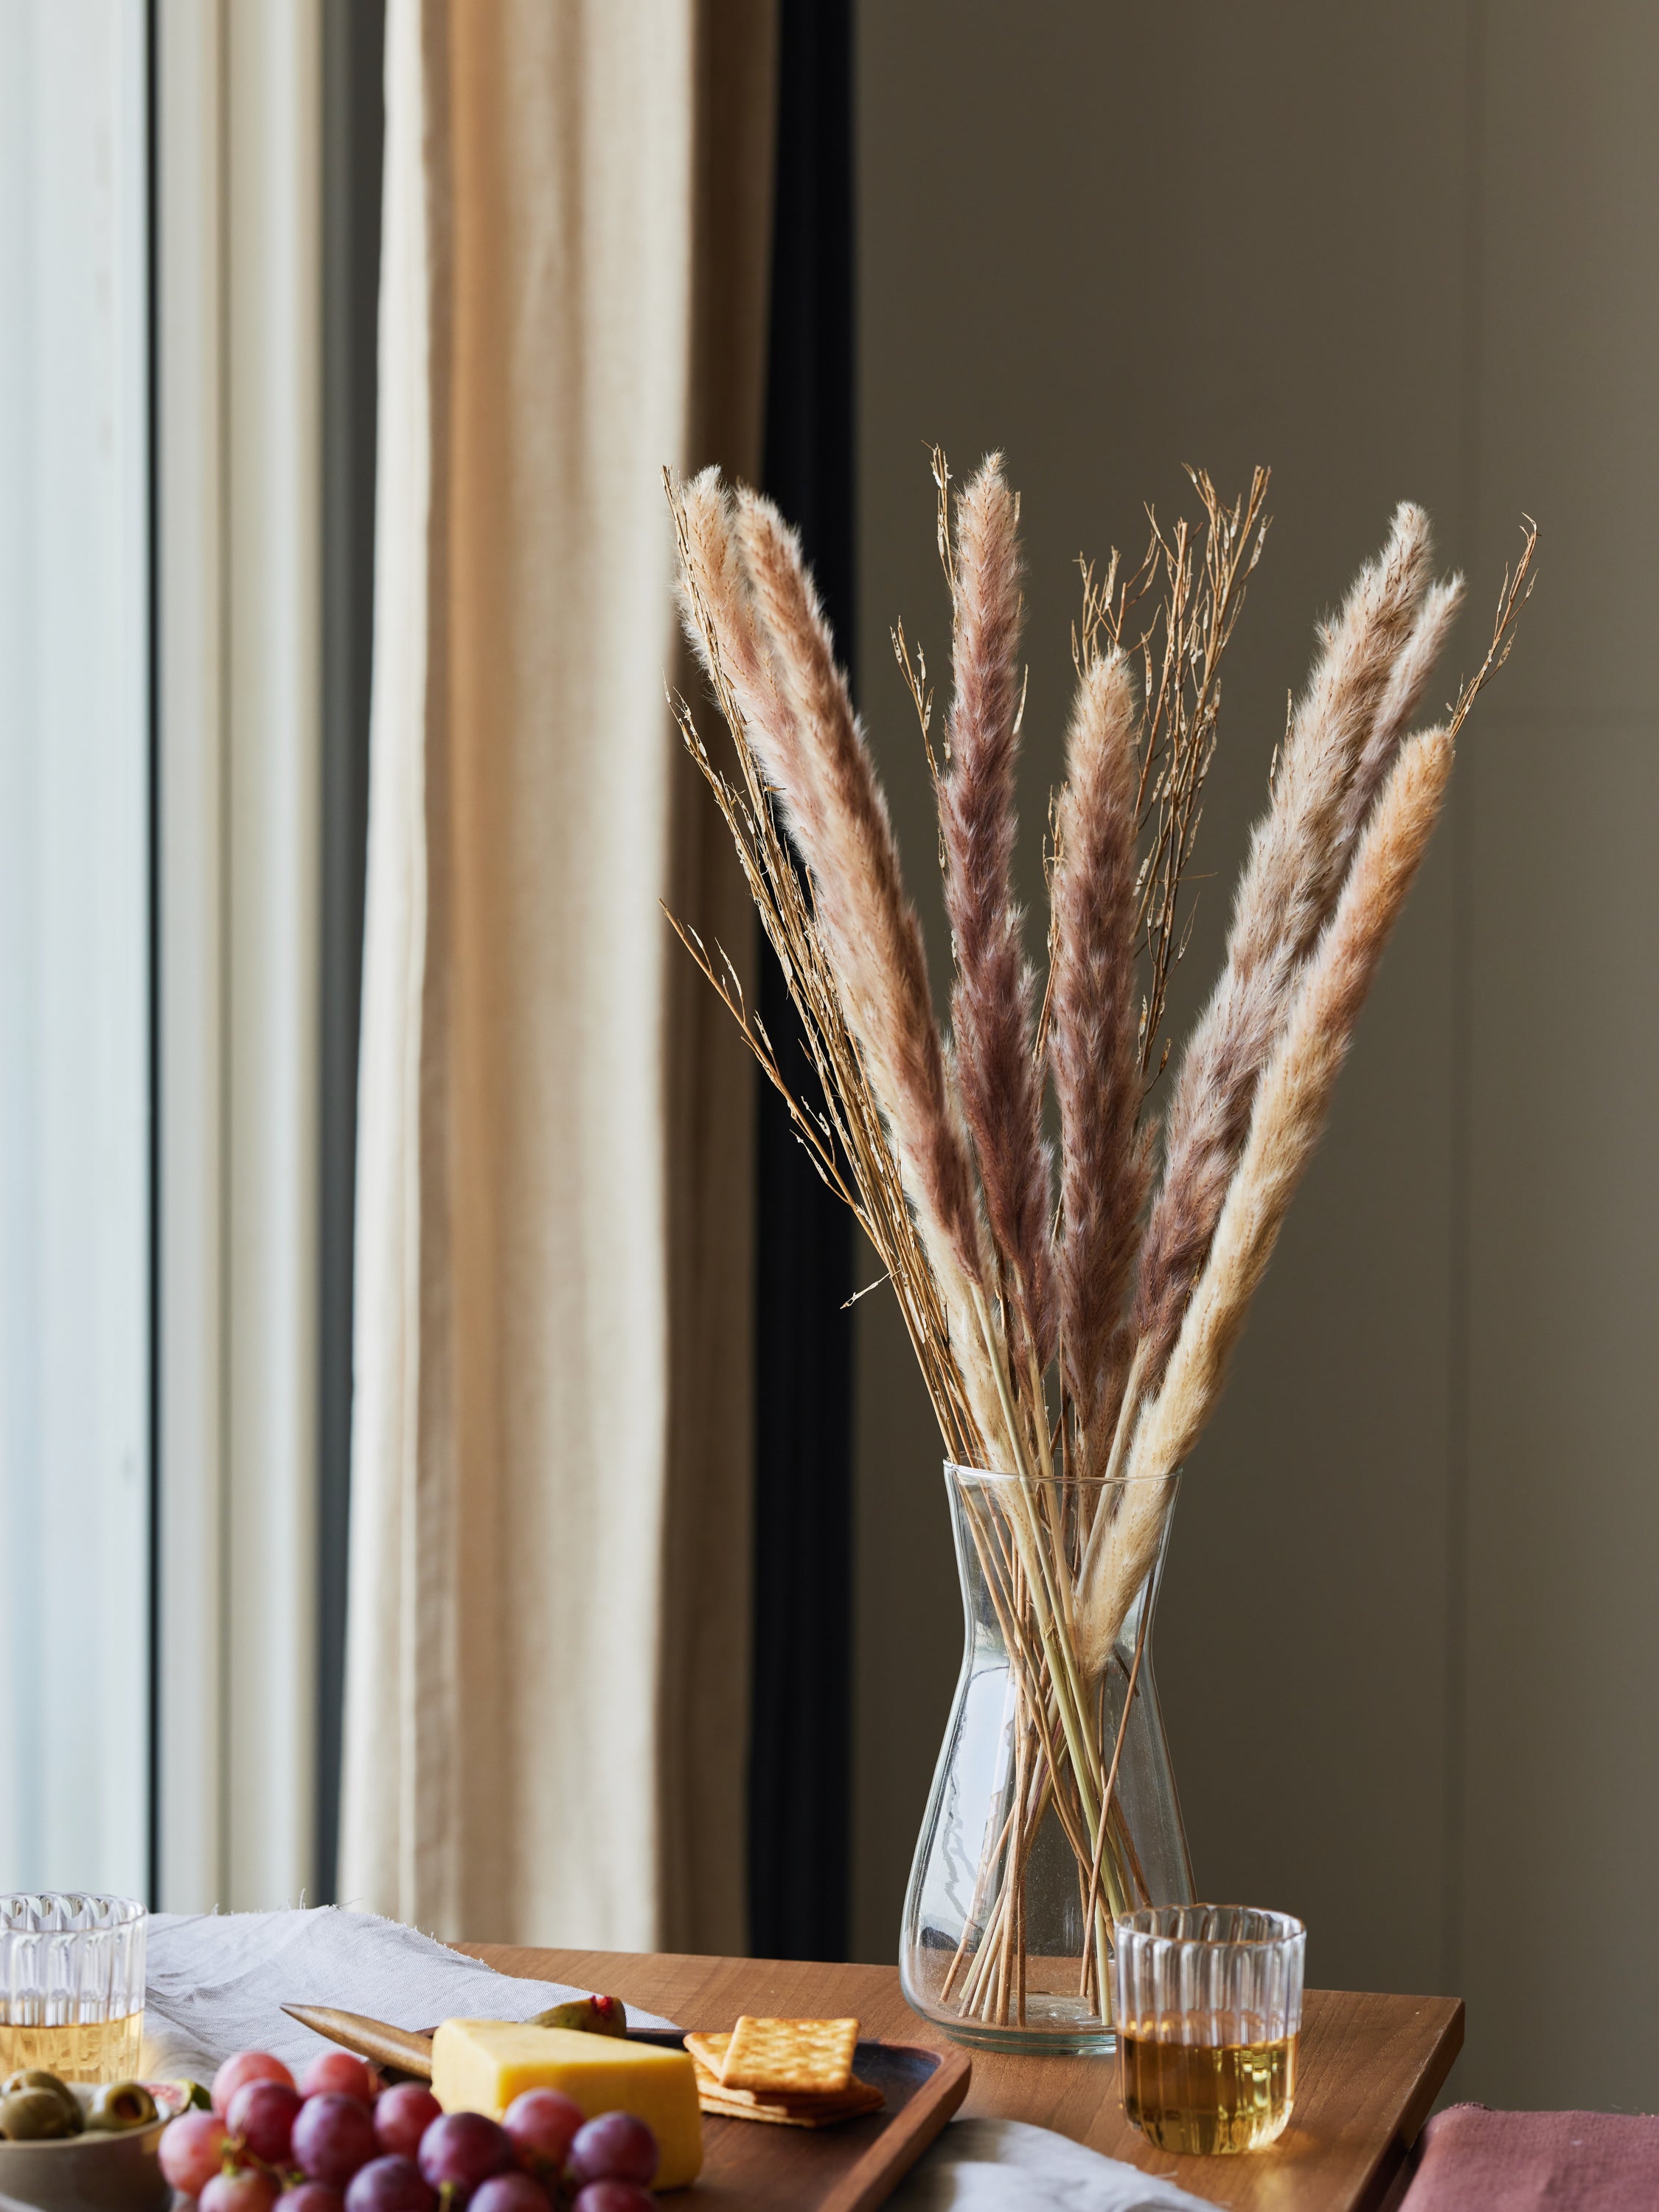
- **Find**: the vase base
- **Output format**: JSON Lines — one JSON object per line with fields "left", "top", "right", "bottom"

{"left": 921, "top": 1992, "right": 1117, "bottom": 2060}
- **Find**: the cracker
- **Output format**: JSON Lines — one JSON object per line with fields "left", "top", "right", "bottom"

{"left": 697, "top": 2081, "right": 883, "bottom": 2129}
{"left": 695, "top": 2044, "right": 889, "bottom": 2132}
{"left": 698, "top": 2094, "right": 836, "bottom": 2129}
{"left": 719, "top": 2014, "right": 860, "bottom": 2095}
{"left": 691, "top": 2059, "right": 881, "bottom": 2118}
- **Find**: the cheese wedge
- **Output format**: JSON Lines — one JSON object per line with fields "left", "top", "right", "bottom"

{"left": 431, "top": 2020, "right": 703, "bottom": 2190}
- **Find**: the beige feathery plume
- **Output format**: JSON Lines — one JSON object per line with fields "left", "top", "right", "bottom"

{"left": 1048, "top": 651, "right": 1149, "bottom": 1466}
{"left": 1131, "top": 503, "right": 1436, "bottom": 1393}
{"left": 675, "top": 467, "right": 795, "bottom": 762}
{"left": 939, "top": 457, "right": 1055, "bottom": 1366}
{"left": 709, "top": 485, "right": 1008, "bottom": 1453}
{"left": 1079, "top": 724, "right": 1455, "bottom": 1669}
{"left": 1335, "top": 572, "right": 1464, "bottom": 855}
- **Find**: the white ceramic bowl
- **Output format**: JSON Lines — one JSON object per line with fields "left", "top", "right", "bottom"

{"left": 0, "top": 2086, "right": 170, "bottom": 2212}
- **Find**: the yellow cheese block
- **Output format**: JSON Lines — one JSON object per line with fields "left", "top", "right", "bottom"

{"left": 431, "top": 2020, "right": 703, "bottom": 2190}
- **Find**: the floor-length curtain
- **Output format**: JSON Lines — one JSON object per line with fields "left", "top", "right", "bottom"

{"left": 341, "top": 0, "right": 776, "bottom": 1952}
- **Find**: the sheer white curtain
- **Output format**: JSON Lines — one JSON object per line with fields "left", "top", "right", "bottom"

{"left": 153, "top": 0, "right": 324, "bottom": 1915}
{"left": 342, "top": 0, "right": 776, "bottom": 1951}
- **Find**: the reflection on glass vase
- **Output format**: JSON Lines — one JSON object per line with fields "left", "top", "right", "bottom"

{"left": 901, "top": 1464, "right": 1194, "bottom": 2055}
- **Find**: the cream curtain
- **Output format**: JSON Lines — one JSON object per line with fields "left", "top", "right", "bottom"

{"left": 341, "top": 0, "right": 776, "bottom": 1952}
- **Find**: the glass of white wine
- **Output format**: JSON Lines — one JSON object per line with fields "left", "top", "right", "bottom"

{"left": 1112, "top": 1905, "right": 1305, "bottom": 2155}
{"left": 0, "top": 1893, "right": 147, "bottom": 2083}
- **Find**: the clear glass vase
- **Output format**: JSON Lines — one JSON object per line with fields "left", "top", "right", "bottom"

{"left": 900, "top": 1464, "right": 1193, "bottom": 2054}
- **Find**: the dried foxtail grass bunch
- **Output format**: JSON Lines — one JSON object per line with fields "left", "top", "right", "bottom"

{"left": 667, "top": 454, "right": 1535, "bottom": 2026}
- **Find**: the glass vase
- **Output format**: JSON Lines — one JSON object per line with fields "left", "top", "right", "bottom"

{"left": 900, "top": 1464, "right": 1193, "bottom": 2054}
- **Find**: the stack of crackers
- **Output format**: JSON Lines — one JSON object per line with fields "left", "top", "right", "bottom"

{"left": 685, "top": 2016, "right": 884, "bottom": 2129}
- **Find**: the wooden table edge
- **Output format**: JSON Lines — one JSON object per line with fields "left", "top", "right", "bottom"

{"left": 1354, "top": 1995, "right": 1464, "bottom": 2212}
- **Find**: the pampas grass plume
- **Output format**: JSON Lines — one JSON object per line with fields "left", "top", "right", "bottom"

{"left": 1078, "top": 723, "right": 1456, "bottom": 1670}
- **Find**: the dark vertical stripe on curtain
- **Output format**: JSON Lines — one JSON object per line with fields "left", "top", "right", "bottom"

{"left": 145, "top": 0, "right": 161, "bottom": 1909}
{"left": 749, "top": 0, "right": 857, "bottom": 1964}
{"left": 316, "top": 0, "right": 386, "bottom": 1904}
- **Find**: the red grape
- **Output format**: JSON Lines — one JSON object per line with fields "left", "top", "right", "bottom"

{"left": 201, "top": 2172, "right": 280, "bottom": 2212}
{"left": 301, "top": 2053, "right": 378, "bottom": 2105}
{"left": 373, "top": 2084, "right": 442, "bottom": 2160}
{"left": 282, "top": 2188, "right": 345, "bottom": 2212}
{"left": 159, "top": 2110, "right": 233, "bottom": 2196}
{"left": 571, "top": 2188, "right": 655, "bottom": 2212}
{"left": 291, "top": 2095, "right": 379, "bottom": 2188}
{"left": 344, "top": 2154, "right": 437, "bottom": 2212}
{"left": 501, "top": 2090, "right": 583, "bottom": 2173}
{"left": 213, "top": 2053, "right": 297, "bottom": 2116}
{"left": 467, "top": 2178, "right": 551, "bottom": 2212}
{"left": 567, "top": 2113, "right": 658, "bottom": 2189}
{"left": 416, "top": 2113, "right": 515, "bottom": 2201}
{"left": 228, "top": 2081, "right": 305, "bottom": 2167}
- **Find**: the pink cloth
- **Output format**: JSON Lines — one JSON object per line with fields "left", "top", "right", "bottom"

{"left": 1403, "top": 2104, "right": 1659, "bottom": 2210}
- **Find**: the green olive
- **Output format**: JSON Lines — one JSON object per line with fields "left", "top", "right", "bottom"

{"left": 85, "top": 2082, "right": 157, "bottom": 2132}
{"left": 0, "top": 2072, "right": 80, "bottom": 2132}
{"left": 1, "top": 2070, "right": 74, "bottom": 2109}
{"left": 0, "top": 2088, "right": 78, "bottom": 2140}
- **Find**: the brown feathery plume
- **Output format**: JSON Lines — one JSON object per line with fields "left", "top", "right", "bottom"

{"left": 1079, "top": 724, "right": 1455, "bottom": 1670}
{"left": 1048, "top": 650, "right": 1149, "bottom": 1469}
{"left": 1130, "top": 501, "right": 1436, "bottom": 1395}
{"left": 939, "top": 456, "right": 1055, "bottom": 1371}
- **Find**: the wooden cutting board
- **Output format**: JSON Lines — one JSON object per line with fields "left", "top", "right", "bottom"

{"left": 283, "top": 2008, "right": 971, "bottom": 2211}
{"left": 665, "top": 2037, "right": 970, "bottom": 2211}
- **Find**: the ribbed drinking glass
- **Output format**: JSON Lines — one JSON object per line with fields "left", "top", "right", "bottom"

{"left": 1112, "top": 1905, "right": 1305, "bottom": 2153}
{"left": 0, "top": 1893, "right": 147, "bottom": 2081}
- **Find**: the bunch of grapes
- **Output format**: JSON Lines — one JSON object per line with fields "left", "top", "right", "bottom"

{"left": 157, "top": 2050, "right": 658, "bottom": 2212}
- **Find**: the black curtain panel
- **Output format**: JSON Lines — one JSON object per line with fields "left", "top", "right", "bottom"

{"left": 748, "top": 0, "right": 858, "bottom": 1962}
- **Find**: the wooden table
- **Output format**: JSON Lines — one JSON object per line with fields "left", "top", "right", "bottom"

{"left": 465, "top": 1944, "right": 1462, "bottom": 2211}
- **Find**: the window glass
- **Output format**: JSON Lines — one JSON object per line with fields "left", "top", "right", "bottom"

{"left": 0, "top": 0, "right": 150, "bottom": 1896}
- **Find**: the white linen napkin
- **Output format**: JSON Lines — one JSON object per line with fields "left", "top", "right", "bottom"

{"left": 140, "top": 1907, "right": 676, "bottom": 2082}
{"left": 891, "top": 2118, "right": 1220, "bottom": 2211}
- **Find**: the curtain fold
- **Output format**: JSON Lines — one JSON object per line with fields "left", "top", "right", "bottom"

{"left": 342, "top": 0, "right": 776, "bottom": 1952}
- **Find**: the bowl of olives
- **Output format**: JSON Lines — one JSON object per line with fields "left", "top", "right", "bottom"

{"left": 0, "top": 2071, "right": 171, "bottom": 2212}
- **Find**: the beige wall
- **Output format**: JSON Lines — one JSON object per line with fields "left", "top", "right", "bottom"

{"left": 852, "top": 1, "right": 1659, "bottom": 2110}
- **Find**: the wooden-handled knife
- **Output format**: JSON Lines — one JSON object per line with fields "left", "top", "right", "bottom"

{"left": 282, "top": 2006, "right": 436, "bottom": 2079}
{"left": 281, "top": 2001, "right": 687, "bottom": 2076}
